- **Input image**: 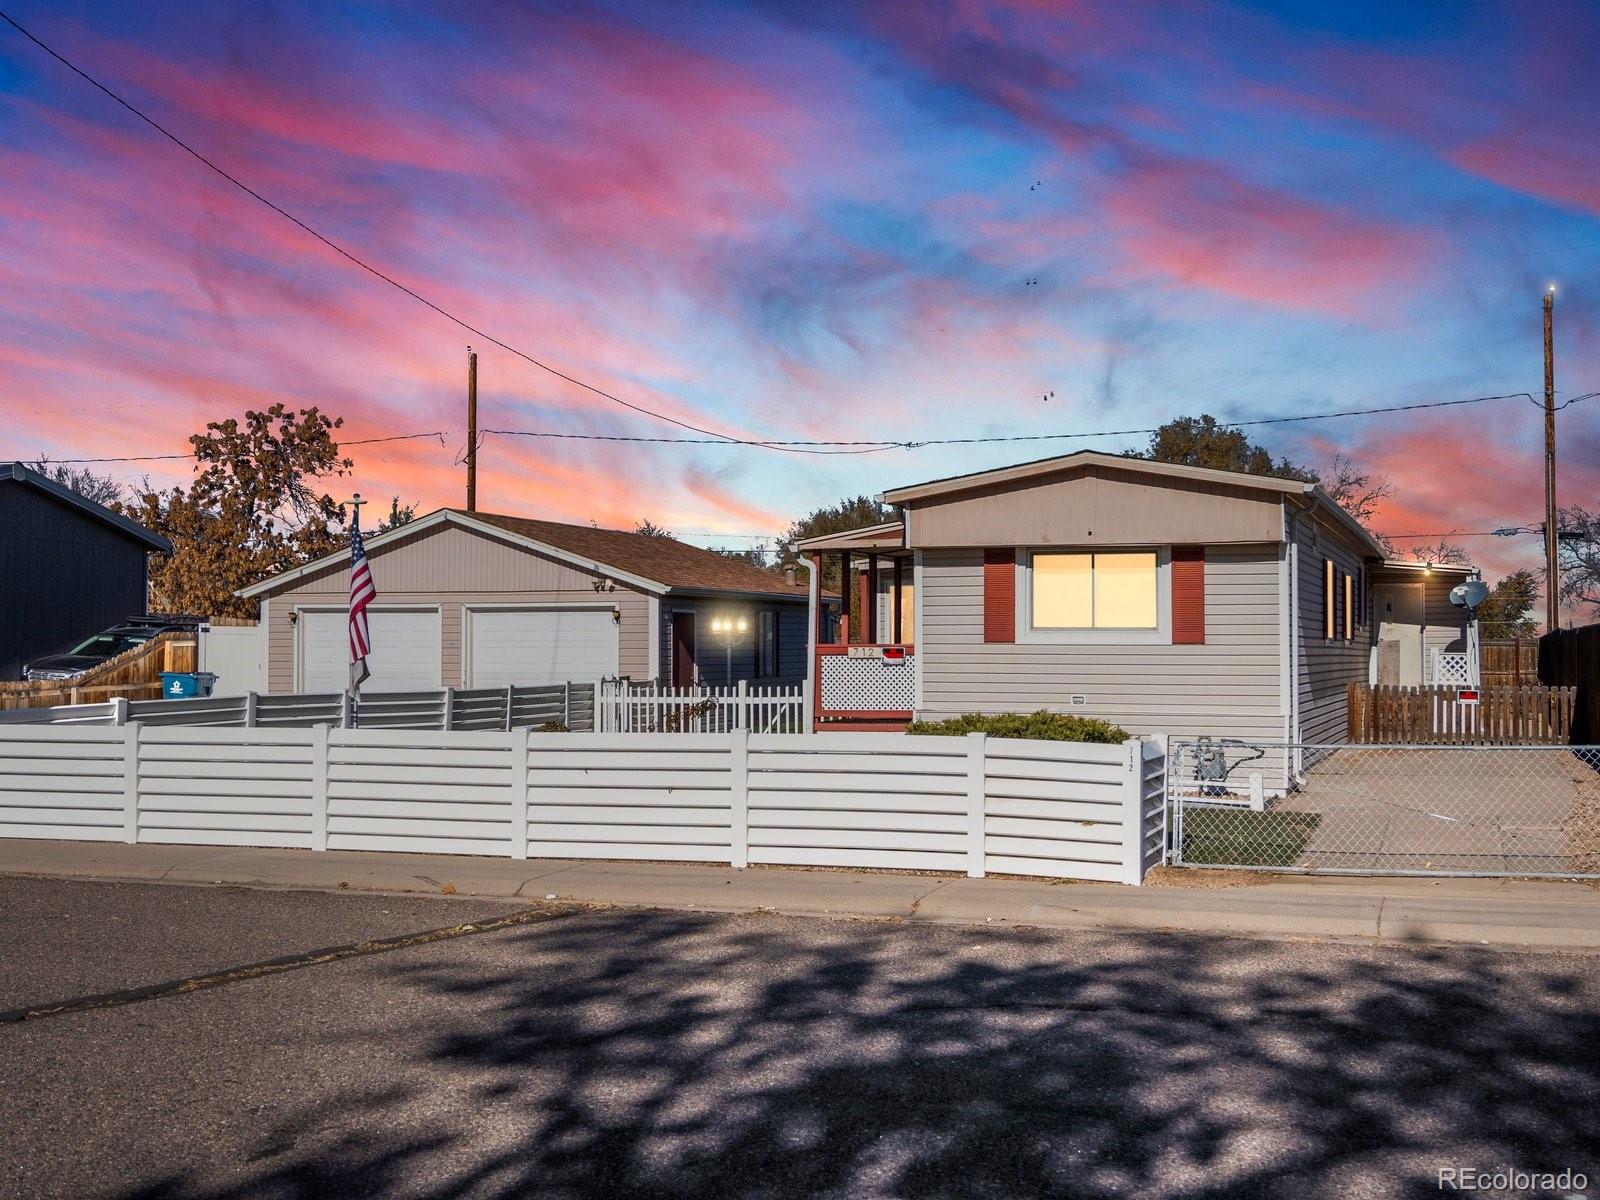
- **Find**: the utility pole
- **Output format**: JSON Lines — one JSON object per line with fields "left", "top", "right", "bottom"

{"left": 1543, "top": 288, "right": 1559, "bottom": 632}
{"left": 466, "top": 347, "right": 478, "bottom": 512}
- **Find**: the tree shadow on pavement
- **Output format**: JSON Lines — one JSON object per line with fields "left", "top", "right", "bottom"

{"left": 123, "top": 910, "right": 1600, "bottom": 1199}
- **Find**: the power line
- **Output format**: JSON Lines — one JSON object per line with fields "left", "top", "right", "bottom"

{"left": 13, "top": 431, "right": 448, "bottom": 465}
{"left": 0, "top": 10, "right": 843, "bottom": 457}
{"left": 485, "top": 390, "right": 1557, "bottom": 451}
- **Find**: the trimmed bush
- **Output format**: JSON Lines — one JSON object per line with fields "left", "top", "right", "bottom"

{"left": 905, "top": 710, "right": 1128, "bottom": 744}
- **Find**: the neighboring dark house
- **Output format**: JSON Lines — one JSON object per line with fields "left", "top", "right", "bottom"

{"left": 0, "top": 462, "right": 172, "bottom": 680}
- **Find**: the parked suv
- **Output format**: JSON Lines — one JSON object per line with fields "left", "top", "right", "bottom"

{"left": 22, "top": 615, "right": 204, "bottom": 681}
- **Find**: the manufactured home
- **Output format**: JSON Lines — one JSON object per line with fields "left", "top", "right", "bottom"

{"left": 797, "top": 452, "right": 1472, "bottom": 744}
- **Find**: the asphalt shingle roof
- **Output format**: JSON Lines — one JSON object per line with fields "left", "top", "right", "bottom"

{"left": 459, "top": 510, "right": 808, "bottom": 598}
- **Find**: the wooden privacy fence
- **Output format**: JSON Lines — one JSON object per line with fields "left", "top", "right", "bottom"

{"left": 1347, "top": 683, "right": 1575, "bottom": 745}
{"left": 1481, "top": 638, "right": 1539, "bottom": 687}
{"left": 0, "top": 726, "right": 1167, "bottom": 884}
{"left": 1539, "top": 624, "right": 1600, "bottom": 743}
{"left": 0, "top": 634, "right": 195, "bottom": 710}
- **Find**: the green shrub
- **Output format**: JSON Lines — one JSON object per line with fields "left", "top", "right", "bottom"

{"left": 905, "top": 710, "right": 1128, "bottom": 743}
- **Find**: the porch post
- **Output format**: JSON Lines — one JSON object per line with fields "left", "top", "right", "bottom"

{"left": 865, "top": 554, "right": 879, "bottom": 645}
{"left": 892, "top": 556, "right": 905, "bottom": 644}
{"left": 805, "top": 554, "right": 820, "bottom": 731}
{"left": 840, "top": 550, "right": 852, "bottom": 645}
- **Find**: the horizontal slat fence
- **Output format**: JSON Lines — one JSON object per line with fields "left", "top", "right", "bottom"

{"left": 1347, "top": 683, "right": 1575, "bottom": 745}
{"left": 3, "top": 684, "right": 596, "bottom": 733}
{"left": 0, "top": 727, "right": 1166, "bottom": 884}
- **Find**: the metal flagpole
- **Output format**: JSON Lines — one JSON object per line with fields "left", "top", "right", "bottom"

{"left": 348, "top": 493, "right": 370, "bottom": 729}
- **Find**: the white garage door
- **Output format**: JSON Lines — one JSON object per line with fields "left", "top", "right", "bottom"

{"left": 466, "top": 608, "right": 619, "bottom": 688}
{"left": 297, "top": 609, "right": 441, "bottom": 693}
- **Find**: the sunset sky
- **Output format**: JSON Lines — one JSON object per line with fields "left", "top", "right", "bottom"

{"left": 1, "top": 0, "right": 1597, "bottom": 588}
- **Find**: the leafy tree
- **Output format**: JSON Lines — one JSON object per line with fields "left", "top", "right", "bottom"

{"left": 379, "top": 497, "right": 416, "bottom": 532}
{"left": 776, "top": 495, "right": 896, "bottom": 589}
{"left": 708, "top": 544, "right": 775, "bottom": 569}
{"left": 1137, "top": 417, "right": 1397, "bottom": 538}
{"left": 28, "top": 456, "right": 126, "bottom": 507}
{"left": 1477, "top": 569, "right": 1540, "bottom": 639}
{"left": 120, "top": 405, "right": 352, "bottom": 618}
{"left": 634, "top": 519, "right": 674, "bottom": 539}
{"left": 1137, "top": 414, "right": 1315, "bottom": 482}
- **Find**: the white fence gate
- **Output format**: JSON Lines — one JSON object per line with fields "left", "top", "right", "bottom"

{"left": 0, "top": 726, "right": 1166, "bottom": 884}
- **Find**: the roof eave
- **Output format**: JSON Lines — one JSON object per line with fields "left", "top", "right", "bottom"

{"left": 882, "top": 450, "right": 1314, "bottom": 505}
{"left": 5, "top": 461, "right": 173, "bottom": 553}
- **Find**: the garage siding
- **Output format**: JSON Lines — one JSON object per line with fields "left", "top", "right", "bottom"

{"left": 259, "top": 524, "right": 651, "bottom": 692}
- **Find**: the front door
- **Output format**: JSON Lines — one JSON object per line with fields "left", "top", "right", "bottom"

{"left": 671, "top": 612, "right": 696, "bottom": 687}
{"left": 1373, "top": 584, "right": 1424, "bottom": 685}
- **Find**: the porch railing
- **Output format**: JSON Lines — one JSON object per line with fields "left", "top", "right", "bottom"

{"left": 815, "top": 644, "right": 916, "bottom": 719}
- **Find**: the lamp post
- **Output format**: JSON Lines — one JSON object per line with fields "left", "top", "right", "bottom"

{"left": 708, "top": 613, "right": 748, "bottom": 685}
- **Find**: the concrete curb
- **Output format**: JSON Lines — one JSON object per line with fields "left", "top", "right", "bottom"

{"left": 0, "top": 840, "right": 1596, "bottom": 952}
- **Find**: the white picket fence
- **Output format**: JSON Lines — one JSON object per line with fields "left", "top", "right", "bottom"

{"left": 0, "top": 726, "right": 1166, "bottom": 883}
{"left": 597, "top": 680, "right": 804, "bottom": 734}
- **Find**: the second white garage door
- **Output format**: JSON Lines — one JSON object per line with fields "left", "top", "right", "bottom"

{"left": 465, "top": 608, "right": 619, "bottom": 688}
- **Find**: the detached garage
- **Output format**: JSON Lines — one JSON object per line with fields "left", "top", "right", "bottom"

{"left": 238, "top": 508, "right": 812, "bottom": 695}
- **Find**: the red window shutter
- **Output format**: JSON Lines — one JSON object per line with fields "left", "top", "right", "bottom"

{"left": 982, "top": 550, "right": 1015, "bottom": 643}
{"left": 1171, "top": 545, "right": 1206, "bottom": 645}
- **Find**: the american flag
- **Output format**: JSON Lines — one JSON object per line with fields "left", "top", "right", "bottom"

{"left": 348, "top": 514, "right": 375, "bottom": 692}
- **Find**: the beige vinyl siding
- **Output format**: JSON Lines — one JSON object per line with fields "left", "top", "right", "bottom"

{"left": 906, "top": 464, "right": 1285, "bottom": 548}
{"left": 916, "top": 544, "right": 1283, "bottom": 739}
{"left": 1293, "top": 516, "right": 1370, "bottom": 744}
{"left": 261, "top": 523, "right": 651, "bottom": 692}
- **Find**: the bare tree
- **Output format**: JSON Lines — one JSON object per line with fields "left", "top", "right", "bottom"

{"left": 1405, "top": 539, "right": 1473, "bottom": 568}
{"left": 1318, "top": 453, "right": 1394, "bottom": 526}
{"left": 1556, "top": 504, "right": 1600, "bottom": 615}
{"left": 29, "top": 456, "right": 125, "bottom": 507}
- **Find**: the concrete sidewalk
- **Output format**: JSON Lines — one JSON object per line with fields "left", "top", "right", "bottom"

{"left": 1, "top": 839, "right": 1596, "bottom": 951}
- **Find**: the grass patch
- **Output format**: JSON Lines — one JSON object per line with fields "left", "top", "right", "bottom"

{"left": 1180, "top": 807, "right": 1320, "bottom": 867}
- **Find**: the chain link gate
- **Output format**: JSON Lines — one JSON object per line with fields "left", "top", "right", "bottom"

{"left": 1167, "top": 739, "right": 1600, "bottom": 879}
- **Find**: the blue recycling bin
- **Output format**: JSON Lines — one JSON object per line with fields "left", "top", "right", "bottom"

{"left": 160, "top": 671, "right": 217, "bottom": 699}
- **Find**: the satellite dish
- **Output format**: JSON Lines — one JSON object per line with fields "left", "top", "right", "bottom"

{"left": 1450, "top": 580, "right": 1489, "bottom": 611}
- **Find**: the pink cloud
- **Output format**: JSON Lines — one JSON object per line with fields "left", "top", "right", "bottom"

{"left": 1101, "top": 155, "right": 1441, "bottom": 319}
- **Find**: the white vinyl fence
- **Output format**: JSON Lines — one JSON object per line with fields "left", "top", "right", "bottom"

{"left": 597, "top": 680, "right": 804, "bottom": 734}
{"left": 0, "top": 727, "right": 1166, "bottom": 883}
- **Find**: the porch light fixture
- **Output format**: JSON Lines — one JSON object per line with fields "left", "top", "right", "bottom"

{"left": 709, "top": 614, "right": 748, "bottom": 683}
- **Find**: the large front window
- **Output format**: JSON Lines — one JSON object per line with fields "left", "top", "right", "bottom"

{"left": 1031, "top": 551, "right": 1158, "bottom": 630}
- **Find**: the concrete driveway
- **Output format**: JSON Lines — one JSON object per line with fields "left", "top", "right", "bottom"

{"left": 2, "top": 876, "right": 1599, "bottom": 1199}
{"left": 1276, "top": 746, "right": 1600, "bottom": 875}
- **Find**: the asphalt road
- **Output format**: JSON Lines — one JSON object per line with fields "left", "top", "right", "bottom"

{"left": 1, "top": 877, "right": 1598, "bottom": 1200}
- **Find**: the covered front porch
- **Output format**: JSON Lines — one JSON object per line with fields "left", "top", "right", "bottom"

{"left": 799, "top": 522, "right": 916, "bottom": 731}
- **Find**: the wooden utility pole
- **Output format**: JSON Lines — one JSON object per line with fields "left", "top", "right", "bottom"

{"left": 1543, "top": 289, "right": 1559, "bottom": 632}
{"left": 466, "top": 347, "right": 478, "bottom": 512}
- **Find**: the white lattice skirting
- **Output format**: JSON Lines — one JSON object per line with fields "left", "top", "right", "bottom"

{"left": 820, "top": 655, "right": 916, "bottom": 711}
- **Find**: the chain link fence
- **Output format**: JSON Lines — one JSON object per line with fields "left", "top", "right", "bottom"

{"left": 1168, "top": 739, "right": 1600, "bottom": 879}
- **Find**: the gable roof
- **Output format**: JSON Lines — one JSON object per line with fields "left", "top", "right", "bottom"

{"left": 238, "top": 507, "right": 808, "bottom": 600}
{"left": 3, "top": 462, "right": 171, "bottom": 553}
{"left": 880, "top": 449, "right": 1388, "bottom": 559}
